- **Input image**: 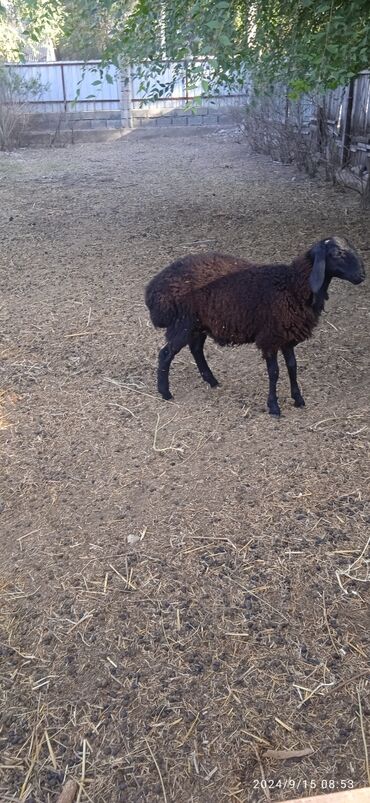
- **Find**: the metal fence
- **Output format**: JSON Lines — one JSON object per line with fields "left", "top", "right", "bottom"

{"left": 3, "top": 59, "right": 249, "bottom": 114}
{"left": 130, "top": 60, "right": 250, "bottom": 110}
{"left": 3, "top": 60, "right": 369, "bottom": 166}
{"left": 4, "top": 61, "right": 121, "bottom": 112}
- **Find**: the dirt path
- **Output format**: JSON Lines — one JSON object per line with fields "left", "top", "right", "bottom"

{"left": 0, "top": 128, "right": 369, "bottom": 803}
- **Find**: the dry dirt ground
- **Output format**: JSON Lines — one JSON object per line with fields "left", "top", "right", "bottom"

{"left": 0, "top": 127, "right": 369, "bottom": 803}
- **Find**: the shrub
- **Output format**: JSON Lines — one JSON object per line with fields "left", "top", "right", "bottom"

{"left": 0, "top": 66, "right": 46, "bottom": 149}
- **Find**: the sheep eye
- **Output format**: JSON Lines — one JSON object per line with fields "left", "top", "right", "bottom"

{"left": 330, "top": 244, "right": 340, "bottom": 255}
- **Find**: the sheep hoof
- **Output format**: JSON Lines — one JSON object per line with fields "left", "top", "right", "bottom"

{"left": 268, "top": 405, "right": 281, "bottom": 417}
{"left": 209, "top": 377, "right": 219, "bottom": 388}
{"left": 294, "top": 396, "right": 305, "bottom": 408}
{"left": 161, "top": 391, "right": 173, "bottom": 401}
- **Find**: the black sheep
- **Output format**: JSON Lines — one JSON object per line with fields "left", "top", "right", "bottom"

{"left": 145, "top": 236, "right": 365, "bottom": 416}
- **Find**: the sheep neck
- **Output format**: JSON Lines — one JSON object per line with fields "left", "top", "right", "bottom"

{"left": 312, "top": 274, "right": 332, "bottom": 314}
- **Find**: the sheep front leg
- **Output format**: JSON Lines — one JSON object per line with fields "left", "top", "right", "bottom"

{"left": 158, "top": 344, "right": 174, "bottom": 400}
{"left": 281, "top": 345, "right": 305, "bottom": 408}
{"left": 157, "top": 323, "right": 190, "bottom": 400}
{"left": 265, "top": 353, "right": 280, "bottom": 416}
{"left": 189, "top": 332, "right": 219, "bottom": 388}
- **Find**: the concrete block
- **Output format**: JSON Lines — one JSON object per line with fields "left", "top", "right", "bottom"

{"left": 172, "top": 116, "right": 189, "bottom": 126}
{"left": 91, "top": 119, "right": 108, "bottom": 128}
{"left": 141, "top": 118, "right": 157, "bottom": 127}
{"left": 132, "top": 109, "right": 150, "bottom": 119}
{"left": 26, "top": 112, "right": 66, "bottom": 131}
{"left": 69, "top": 120, "right": 92, "bottom": 130}
{"left": 172, "top": 107, "right": 190, "bottom": 116}
{"left": 71, "top": 110, "right": 120, "bottom": 121}
{"left": 146, "top": 108, "right": 167, "bottom": 118}
{"left": 68, "top": 111, "right": 94, "bottom": 121}
{"left": 155, "top": 116, "right": 174, "bottom": 126}
{"left": 133, "top": 109, "right": 148, "bottom": 118}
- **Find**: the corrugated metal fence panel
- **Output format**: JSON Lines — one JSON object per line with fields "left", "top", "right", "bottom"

{"left": 5, "top": 62, "right": 120, "bottom": 112}
{"left": 131, "top": 60, "right": 249, "bottom": 107}
{"left": 7, "top": 62, "right": 64, "bottom": 114}
{"left": 131, "top": 63, "right": 186, "bottom": 106}
{"left": 8, "top": 58, "right": 249, "bottom": 112}
{"left": 63, "top": 62, "right": 120, "bottom": 110}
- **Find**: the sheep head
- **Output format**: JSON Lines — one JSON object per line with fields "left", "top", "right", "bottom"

{"left": 309, "top": 236, "right": 366, "bottom": 295}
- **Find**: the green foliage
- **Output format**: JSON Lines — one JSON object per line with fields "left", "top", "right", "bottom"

{"left": 0, "top": 1, "right": 23, "bottom": 58}
{"left": 0, "top": 63, "right": 44, "bottom": 95}
{"left": 244, "top": 0, "right": 370, "bottom": 95}
{"left": 3, "top": 0, "right": 370, "bottom": 96}
{"left": 0, "top": 0, "right": 64, "bottom": 60}
{"left": 99, "top": 0, "right": 370, "bottom": 96}
{"left": 0, "top": 65, "right": 47, "bottom": 147}
{"left": 55, "top": 0, "right": 115, "bottom": 59}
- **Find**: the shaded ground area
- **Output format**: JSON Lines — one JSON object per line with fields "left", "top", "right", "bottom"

{"left": 0, "top": 127, "right": 369, "bottom": 803}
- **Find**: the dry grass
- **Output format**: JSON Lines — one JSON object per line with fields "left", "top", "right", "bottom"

{"left": 0, "top": 129, "right": 369, "bottom": 802}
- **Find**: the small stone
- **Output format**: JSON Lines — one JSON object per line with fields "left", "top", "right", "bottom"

{"left": 127, "top": 533, "right": 140, "bottom": 545}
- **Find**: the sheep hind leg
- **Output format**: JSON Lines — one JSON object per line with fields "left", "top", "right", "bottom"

{"left": 281, "top": 345, "right": 305, "bottom": 408}
{"left": 189, "top": 332, "right": 219, "bottom": 388}
{"left": 265, "top": 353, "right": 281, "bottom": 417}
{"left": 157, "top": 323, "right": 191, "bottom": 400}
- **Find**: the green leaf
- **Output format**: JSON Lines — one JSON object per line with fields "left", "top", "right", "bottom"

{"left": 219, "top": 33, "right": 231, "bottom": 47}
{"left": 206, "top": 20, "right": 219, "bottom": 30}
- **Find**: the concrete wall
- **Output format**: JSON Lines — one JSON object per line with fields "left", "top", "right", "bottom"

{"left": 17, "top": 102, "right": 242, "bottom": 146}
{"left": 131, "top": 101, "right": 244, "bottom": 128}
{"left": 26, "top": 110, "right": 122, "bottom": 131}
{"left": 17, "top": 110, "right": 123, "bottom": 146}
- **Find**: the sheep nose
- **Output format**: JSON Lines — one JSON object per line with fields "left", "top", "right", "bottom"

{"left": 357, "top": 259, "right": 366, "bottom": 280}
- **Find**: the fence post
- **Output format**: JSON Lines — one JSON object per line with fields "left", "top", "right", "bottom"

{"left": 284, "top": 86, "right": 289, "bottom": 125}
{"left": 120, "top": 63, "right": 133, "bottom": 128}
{"left": 341, "top": 76, "right": 355, "bottom": 167}
{"left": 185, "top": 60, "right": 189, "bottom": 103}
{"left": 60, "top": 63, "right": 67, "bottom": 112}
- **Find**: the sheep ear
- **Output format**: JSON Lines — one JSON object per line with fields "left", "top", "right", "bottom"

{"left": 309, "top": 241, "right": 327, "bottom": 294}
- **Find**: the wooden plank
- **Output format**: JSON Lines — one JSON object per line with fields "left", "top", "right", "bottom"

{"left": 341, "top": 77, "right": 355, "bottom": 167}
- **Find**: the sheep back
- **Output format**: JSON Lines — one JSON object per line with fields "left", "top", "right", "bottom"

{"left": 145, "top": 252, "right": 320, "bottom": 355}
